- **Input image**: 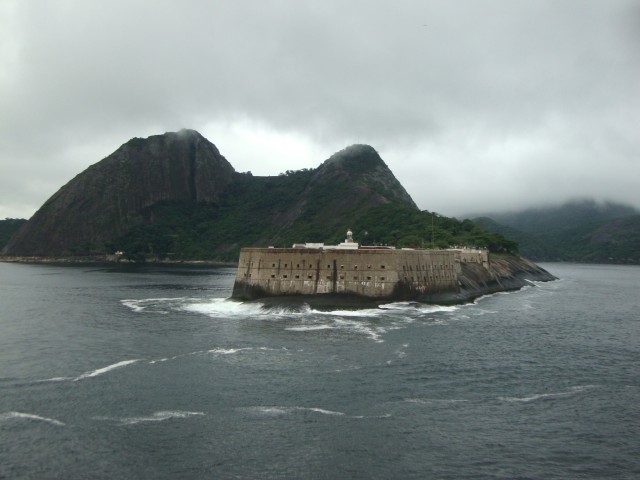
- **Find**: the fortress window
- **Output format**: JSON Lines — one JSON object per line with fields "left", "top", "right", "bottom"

{"left": 340, "top": 265, "right": 344, "bottom": 269}
{"left": 297, "top": 264, "right": 300, "bottom": 268}
{"left": 295, "top": 275, "right": 300, "bottom": 279}
{"left": 271, "top": 274, "right": 275, "bottom": 278}
{"left": 243, "top": 273, "right": 247, "bottom": 277}
{"left": 367, "top": 265, "right": 371, "bottom": 269}
{"left": 380, "top": 277, "right": 385, "bottom": 281}
{"left": 283, "top": 274, "right": 288, "bottom": 278}
{"left": 272, "top": 263, "right": 276, "bottom": 268}
{"left": 308, "top": 274, "right": 313, "bottom": 279}
{"left": 249, "top": 274, "right": 252, "bottom": 278}
{"left": 284, "top": 264, "right": 287, "bottom": 268}
{"left": 339, "top": 275, "right": 344, "bottom": 279}
{"left": 367, "top": 276, "right": 372, "bottom": 280}
{"left": 327, "top": 264, "right": 331, "bottom": 269}
{"left": 354, "top": 276, "right": 358, "bottom": 280}
{"left": 381, "top": 265, "right": 386, "bottom": 269}
{"left": 326, "top": 275, "right": 331, "bottom": 279}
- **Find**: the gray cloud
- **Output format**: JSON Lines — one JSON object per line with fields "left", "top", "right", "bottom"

{"left": 1, "top": 0, "right": 639, "bottom": 219}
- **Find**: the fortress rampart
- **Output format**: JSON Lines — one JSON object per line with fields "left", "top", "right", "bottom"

{"left": 231, "top": 245, "right": 488, "bottom": 302}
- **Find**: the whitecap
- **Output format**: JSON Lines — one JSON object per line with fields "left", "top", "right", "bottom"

{"left": 207, "top": 347, "right": 253, "bottom": 355}
{"left": 405, "top": 398, "right": 469, "bottom": 405}
{"left": 34, "top": 376, "right": 73, "bottom": 383}
{"left": 0, "top": 411, "right": 65, "bottom": 426}
{"left": 74, "top": 359, "right": 140, "bottom": 381}
{"left": 95, "top": 410, "right": 205, "bottom": 425}
{"left": 499, "top": 385, "right": 597, "bottom": 403}
{"left": 120, "top": 410, "right": 204, "bottom": 425}
{"left": 285, "top": 324, "right": 335, "bottom": 332}
{"left": 148, "top": 358, "right": 169, "bottom": 364}
{"left": 244, "top": 406, "right": 292, "bottom": 416}
{"left": 242, "top": 406, "right": 346, "bottom": 417}
{"left": 301, "top": 407, "right": 346, "bottom": 416}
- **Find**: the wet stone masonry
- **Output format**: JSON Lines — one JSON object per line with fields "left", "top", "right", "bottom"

{"left": 231, "top": 247, "right": 489, "bottom": 301}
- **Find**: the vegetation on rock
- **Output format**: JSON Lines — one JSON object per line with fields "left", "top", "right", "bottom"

{"left": 475, "top": 200, "right": 640, "bottom": 263}
{"left": 0, "top": 218, "right": 26, "bottom": 250}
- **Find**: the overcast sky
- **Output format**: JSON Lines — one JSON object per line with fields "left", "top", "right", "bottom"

{"left": 1, "top": 0, "right": 639, "bottom": 220}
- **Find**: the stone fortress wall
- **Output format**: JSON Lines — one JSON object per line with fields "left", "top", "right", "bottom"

{"left": 232, "top": 243, "right": 490, "bottom": 301}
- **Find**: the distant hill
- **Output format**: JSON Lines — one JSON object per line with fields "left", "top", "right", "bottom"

{"left": 0, "top": 218, "right": 27, "bottom": 250}
{"left": 2, "top": 130, "right": 516, "bottom": 261}
{"left": 474, "top": 200, "right": 640, "bottom": 263}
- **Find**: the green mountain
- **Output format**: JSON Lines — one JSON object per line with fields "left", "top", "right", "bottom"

{"left": 475, "top": 200, "right": 640, "bottom": 263}
{"left": 2, "top": 130, "right": 516, "bottom": 262}
{"left": 0, "top": 218, "right": 27, "bottom": 250}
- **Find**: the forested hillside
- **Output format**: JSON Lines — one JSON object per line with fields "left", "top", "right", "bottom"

{"left": 0, "top": 218, "right": 26, "bottom": 250}
{"left": 475, "top": 200, "right": 640, "bottom": 263}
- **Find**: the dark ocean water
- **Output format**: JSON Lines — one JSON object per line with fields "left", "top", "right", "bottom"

{"left": 0, "top": 262, "right": 639, "bottom": 479}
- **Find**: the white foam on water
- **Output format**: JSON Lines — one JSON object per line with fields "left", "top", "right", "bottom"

{"left": 243, "top": 406, "right": 390, "bottom": 419}
{"left": 285, "top": 324, "right": 335, "bottom": 332}
{"left": 123, "top": 294, "right": 488, "bottom": 345}
{"left": 0, "top": 411, "right": 66, "bottom": 426}
{"left": 405, "top": 398, "right": 469, "bottom": 405}
{"left": 394, "top": 344, "right": 409, "bottom": 359}
{"left": 313, "top": 307, "right": 385, "bottom": 317}
{"left": 207, "top": 347, "right": 253, "bottom": 355}
{"left": 121, "top": 297, "right": 198, "bottom": 314}
{"left": 243, "top": 406, "right": 346, "bottom": 417}
{"left": 182, "top": 298, "right": 269, "bottom": 317}
{"left": 148, "top": 358, "right": 169, "bottom": 364}
{"left": 145, "top": 346, "right": 287, "bottom": 365}
{"left": 499, "top": 385, "right": 597, "bottom": 403}
{"left": 34, "top": 376, "right": 73, "bottom": 383}
{"left": 334, "top": 318, "right": 383, "bottom": 343}
{"left": 303, "top": 407, "right": 346, "bottom": 416}
{"left": 95, "top": 410, "right": 205, "bottom": 425}
{"left": 285, "top": 317, "right": 384, "bottom": 342}
{"left": 74, "top": 359, "right": 141, "bottom": 381}
{"left": 381, "top": 302, "right": 460, "bottom": 316}
{"left": 121, "top": 299, "right": 147, "bottom": 312}
{"left": 346, "top": 412, "right": 393, "bottom": 420}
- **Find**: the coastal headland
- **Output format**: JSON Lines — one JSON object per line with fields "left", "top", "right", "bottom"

{"left": 232, "top": 240, "right": 555, "bottom": 306}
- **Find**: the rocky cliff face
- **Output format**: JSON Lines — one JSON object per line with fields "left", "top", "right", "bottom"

{"left": 3, "top": 130, "right": 235, "bottom": 256}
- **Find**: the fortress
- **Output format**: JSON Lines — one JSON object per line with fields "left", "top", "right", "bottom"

{"left": 231, "top": 230, "right": 490, "bottom": 303}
